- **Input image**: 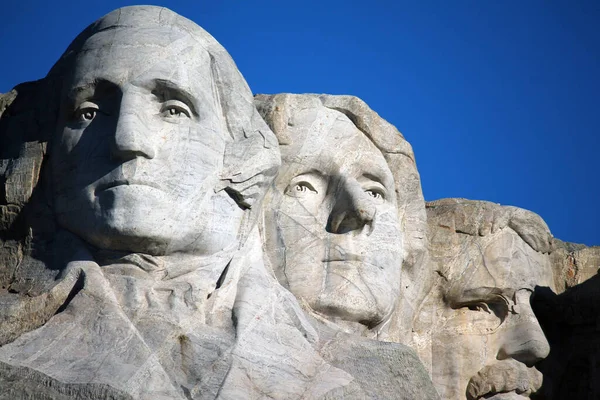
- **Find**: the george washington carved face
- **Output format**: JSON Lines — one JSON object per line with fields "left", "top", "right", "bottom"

{"left": 50, "top": 12, "right": 272, "bottom": 257}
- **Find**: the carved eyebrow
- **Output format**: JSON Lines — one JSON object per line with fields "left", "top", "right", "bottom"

{"left": 67, "top": 78, "right": 119, "bottom": 103}
{"left": 361, "top": 170, "right": 394, "bottom": 190}
{"left": 446, "top": 287, "right": 513, "bottom": 308}
{"left": 151, "top": 79, "right": 198, "bottom": 117}
{"left": 362, "top": 172, "right": 385, "bottom": 185}
{"left": 292, "top": 169, "right": 327, "bottom": 178}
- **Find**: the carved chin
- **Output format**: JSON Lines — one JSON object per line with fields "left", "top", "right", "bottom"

{"left": 312, "top": 274, "right": 391, "bottom": 326}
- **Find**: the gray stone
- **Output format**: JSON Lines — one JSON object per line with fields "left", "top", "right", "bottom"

{"left": 0, "top": 7, "right": 438, "bottom": 400}
{"left": 415, "top": 199, "right": 554, "bottom": 399}
{"left": 255, "top": 93, "right": 431, "bottom": 344}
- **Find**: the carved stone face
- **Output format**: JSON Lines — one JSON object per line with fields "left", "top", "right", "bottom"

{"left": 51, "top": 26, "right": 243, "bottom": 255}
{"left": 432, "top": 230, "right": 552, "bottom": 400}
{"left": 264, "top": 106, "right": 403, "bottom": 328}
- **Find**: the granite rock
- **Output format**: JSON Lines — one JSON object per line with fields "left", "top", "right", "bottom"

{"left": 0, "top": 6, "right": 438, "bottom": 400}
{"left": 415, "top": 199, "right": 554, "bottom": 400}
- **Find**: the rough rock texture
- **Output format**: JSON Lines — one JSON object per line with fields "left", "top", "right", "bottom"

{"left": 533, "top": 242, "right": 600, "bottom": 400}
{"left": 0, "top": 6, "right": 438, "bottom": 400}
{"left": 255, "top": 93, "right": 431, "bottom": 345}
{"left": 415, "top": 198, "right": 600, "bottom": 399}
{"left": 416, "top": 199, "right": 554, "bottom": 400}
{"left": 2, "top": 5, "right": 599, "bottom": 400}
{"left": 548, "top": 239, "right": 600, "bottom": 293}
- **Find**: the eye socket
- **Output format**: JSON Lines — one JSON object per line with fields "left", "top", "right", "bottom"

{"left": 286, "top": 181, "right": 318, "bottom": 197}
{"left": 467, "top": 303, "right": 491, "bottom": 313}
{"left": 463, "top": 299, "right": 509, "bottom": 322}
{"left": 73, "top": 101, "right": 100, "bottom": 123}
{"left": 365, "top": 188, "right": 385, "bottom": 200}
{"left": 161, "top": 100, "right": 191, "bottom": 119}
{"left": 363, "top": 185, "right": 387, "bottom": 204}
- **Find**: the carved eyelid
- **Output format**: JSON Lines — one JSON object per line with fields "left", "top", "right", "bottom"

{"left": 161, "top": 100, "right": 192, "bottom": 118}
{"left": 359, "top": 173, "right": 390, "bottom": 195}
{"left": 284, "top": 171, "right": 327, "bottom": 196}
{"left": 446, "top": 287, "right": 513, "bottom": 309}
{"left": 68, "top": 79, "right": 120, "bottom": 110}
{"left": 151, "top": 80, "right": 198, "bottom": 117}
{"left": 289, "top": 170, "right": 327, "bottom": 184}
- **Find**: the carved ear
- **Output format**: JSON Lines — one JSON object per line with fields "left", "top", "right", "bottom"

{"left": 208, "top": 51, "right": 280, "bottom": 210}
{"left": 217, "top": 124, "right": 280, "bottom": 210}
{"left": 215, "top": 116, "right": 280, "bottom": 248}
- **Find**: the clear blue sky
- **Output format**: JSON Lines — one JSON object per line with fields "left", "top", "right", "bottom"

{"left": 1, "top": 1, "right": 598, "bottom": 246}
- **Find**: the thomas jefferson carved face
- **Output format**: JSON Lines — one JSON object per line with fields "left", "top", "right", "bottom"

{"left": 51, "top": 23, "right": 244, "bottom": 256}
{"left": 263, "top": 106, "right": 403, "bottom": 328}
{"left": 432, "top": 229, "right": 552, "bottom": 400}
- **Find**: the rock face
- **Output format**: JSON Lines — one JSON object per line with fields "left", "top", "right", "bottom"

{"left": 533, "top": 242, "right": 600, "bottom": 400}
{"left": 1, "top": 5, "right": 599, "bottom": 400}
{"left": 414, "top": 198, "right": 600, "bottom": 400}
{"left": 0, "top": 6, "right": 438, "bottom": 400}
{"left": 254, "top": 93, "right": 430, "bottom": 343}
{"left": 416, "top": 199, "right": 554, "bottom": 399}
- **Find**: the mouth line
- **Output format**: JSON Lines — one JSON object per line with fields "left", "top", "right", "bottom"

{"left": 475, "top": 389, "right": 530, "bottom": 399}
{"left": 322, "top": 254, "right": 365, "bottom": 262}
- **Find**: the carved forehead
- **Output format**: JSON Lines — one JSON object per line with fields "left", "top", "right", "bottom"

{"left": 61, "top": 28, "right": 214, "bottom": 103}
{"left": 50, "top": 6, "right": 219, "bottom": 77}
{"left": 444, "top": 229, "right": 553, "bottom": 292}
{"left": 281, "top": 105, "right": 371, "bottom": 156}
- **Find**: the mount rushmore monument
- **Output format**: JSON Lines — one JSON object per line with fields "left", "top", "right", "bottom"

{"left": 0, "top": 6, "right": 598, "bottom": 399}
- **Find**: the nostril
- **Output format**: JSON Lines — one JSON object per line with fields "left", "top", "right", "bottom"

{"left": 326, "top": 211, "right": 366, "bottom": 234}
{"left": 327, "top": 211, "right": 346, "bottom": 234}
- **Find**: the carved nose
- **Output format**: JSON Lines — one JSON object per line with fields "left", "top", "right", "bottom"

{"left": 326, "top": 179, "right": 375, "bottom": 234}
{"left": 111, "top": 109, "right": 156, "bottom": 161}
{"left": 497, "top": 304, "right": 550, "bottom": 366}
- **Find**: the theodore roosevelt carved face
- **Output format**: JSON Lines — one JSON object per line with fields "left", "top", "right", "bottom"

{"left": 258, "top": 96, "right": 404, "bottom": 331}
{"left": 427, "top": 202, "right": 553, "bottom": 400}
{"left": 49, "top": 12, "right": 274, "bottom": 257}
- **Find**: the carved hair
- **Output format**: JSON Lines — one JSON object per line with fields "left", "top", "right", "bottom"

{"left": 255, "top": 93, "right": 427, "bottom": 266}
{"left": 0, "top": 6, "right": 280, "bottom": 279}
{"left": 48, "top": 6, "right": 280, "bottom": 211}
{"left": 426, "top": 198, "right": 553, "bottom": 254}
{"left": 255, "top": 93, "right": 429, "bottom": 340}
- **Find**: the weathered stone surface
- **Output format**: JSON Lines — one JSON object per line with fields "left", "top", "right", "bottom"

{"left": 0, "top": 6, "right": 438, "bottom": 400}
{"left": 254, "top": 93, "right": 438, "bottom": 398}
{"left": 416, "top": 199, "right": 554, "bottom": 400}
{"left": 532, "top": 243, "right": 600, "bottom": 400}
{"left": 255, "top": 93, "right": 431, "bottom": 345}
{"left": 548, "top": 239, "right": 600, "bottom": 293}
{"left": 2, "top": 5, "right": 599, "bottom": 400}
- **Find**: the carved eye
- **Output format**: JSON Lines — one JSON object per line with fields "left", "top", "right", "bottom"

{"left": 161, "top": 100, "right": 191, "bottom": 119}
{"left": 166, "top": 106, "right": 186, "bottom": 117}
{"left": 295, "top": 182, "right": 317, "bottom": 193}
{"left": 364, "top": 186, "right": 386, "bottom": 204}
{"left": 81, "top": 110, "right": 96, "bottom": 121}
{"left": 286, "top": 181, "right": 318, "bottom": 197}
{"left": 464, "top": 299, "right": 509, "bottom": 322}
{"left": 467, "top": 303, "right": 492, "bottom": 313}
{"left": 73, "top": 101, "right": 100, "bottom": 123}
{"left": 365, "top": 189, "right": 384, "bottom": 200}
